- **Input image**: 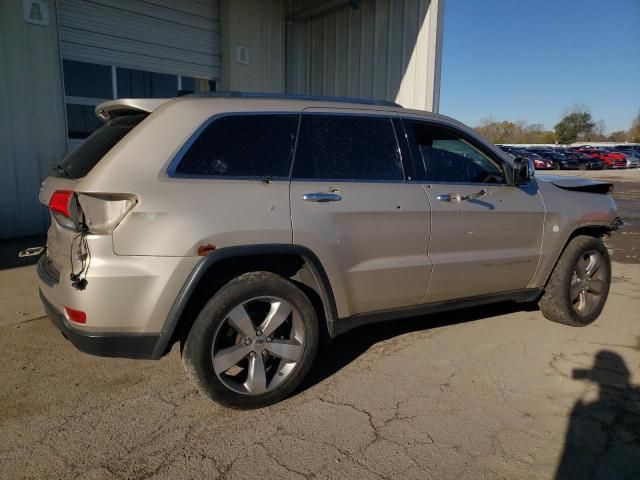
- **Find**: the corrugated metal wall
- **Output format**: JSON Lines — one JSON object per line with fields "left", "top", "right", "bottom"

{"left": 285, "top": 0, "right": 443, "bottom": 111}
{"left": 219, "top": 0, "right": 286, "bottom": 93}
{"left": 58, "top": 0, "right": 221, "bottom": 79}
{"left": 0, "top": 0, "right": 68, "bottom": 239}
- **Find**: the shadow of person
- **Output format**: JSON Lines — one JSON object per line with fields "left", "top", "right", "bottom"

{"left": 555, "top": 350, "right": 640, "bottom": 480}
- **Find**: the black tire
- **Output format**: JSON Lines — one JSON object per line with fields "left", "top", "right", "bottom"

{"left": 539, "top": 235, "right": 611, "bottom": 327}
{"left": 182, "top": 271, "right": 319, "bottom": 409}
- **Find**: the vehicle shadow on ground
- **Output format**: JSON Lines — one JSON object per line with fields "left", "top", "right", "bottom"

{"left": 299, "top": 301, "right": 539, "bottom": 393}
{"left": 555, "top": 350, "right": 640, "bottom": 480}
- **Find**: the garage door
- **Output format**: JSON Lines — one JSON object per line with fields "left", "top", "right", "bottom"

{"left": 58, "top": 0, "right": 220, "bottom": 80}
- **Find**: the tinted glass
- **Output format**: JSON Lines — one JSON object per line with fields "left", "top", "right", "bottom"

{"left": 293, "top": 115, "right": 402, "bottom": 180}
{"left": 63, "top": 60, "right": 112, "bottom": 98}
{"left": 55, "top": 115, "right": 147, "bottom": 179}
{"left": 406, "top": 122, "right": 504, "bottom": 183}
{"left": 66, "top": 104, "right": 104, "bottom": 139}
{"left": 117, "top": 68, "right": 177, "bottom": 98}
{"left": 175, "top": 114, "right": 299, "bottom": 177}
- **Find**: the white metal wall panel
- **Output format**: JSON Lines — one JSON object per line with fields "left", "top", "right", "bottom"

{"left": 58, "top": 0, "right": 220, "bottom": 79}
{"left": 0, "top": 0, "right": 68, "bottom": 239}
{"left": 286, "top": 0, "right": 444, "bottom": 111}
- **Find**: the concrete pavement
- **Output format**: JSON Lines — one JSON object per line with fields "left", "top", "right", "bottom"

{"left": 1, "top": 260, "right": 639, "bottom": 479}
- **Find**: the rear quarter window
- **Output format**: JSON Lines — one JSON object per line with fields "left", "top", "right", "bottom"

{"left": 172, "top": 114, "right": 300, "bottom": 178}
{"left": 55, "top": 114, "right": 147, "bottom": 179}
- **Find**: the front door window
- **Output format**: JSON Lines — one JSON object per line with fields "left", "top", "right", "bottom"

{"left": 406, "top": 121, "right": 505, "bottom": 184}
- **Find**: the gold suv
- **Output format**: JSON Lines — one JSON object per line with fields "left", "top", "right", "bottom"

{"left": 38, "top": 93, "right": 621, "bottom": 408}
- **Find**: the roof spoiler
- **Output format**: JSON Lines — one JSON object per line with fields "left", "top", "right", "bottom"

{"left": 95, "top": 98, "right": 170, "bottom": 121}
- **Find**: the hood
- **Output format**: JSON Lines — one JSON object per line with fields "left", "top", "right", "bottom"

{"left": 537, "top": 175, "right": 613, "bottom": 194}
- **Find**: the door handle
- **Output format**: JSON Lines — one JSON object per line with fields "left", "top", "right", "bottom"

{"left": 437, "top": 189, "right": 487, "bottom": 202}
{"left": 302, "top": 192, "right": 342, "bottom": 202}
{"left": 436, "top": 193, "right": 453, "bottom": 202}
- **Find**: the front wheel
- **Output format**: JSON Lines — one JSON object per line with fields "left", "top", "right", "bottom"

{"left": 539, "top": 235, "right": 611, "bottom": 326}
{"left": 182, "top": 271, "right": 319, "bottom": 408}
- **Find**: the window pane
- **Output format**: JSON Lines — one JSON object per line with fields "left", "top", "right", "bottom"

{"left": 408, "top": 122, "right": 504, "bottom": 184}
{"left": 63, "top": 60, "right": 112, "bottom": 98}
{"left": 181, "top": 76, "right": 196, "bottom": 93}
{"left": 57, "top": 114, "right": 147, "bottom": 179}
{"left": 117, "top": 68, "right": 177, "bottom": 98}
{"left": 65, "top": 104, "right": 104, "bottom": 139}
{"left": 175, "top": 115, "right": 299, "bottom": 177}
{"left": 293, "top": 115, "right": 402, "bottom": 181}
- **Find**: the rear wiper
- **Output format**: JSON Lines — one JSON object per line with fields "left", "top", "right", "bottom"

{"left": 52, "top": 164, "right": 71, "bottom": 178}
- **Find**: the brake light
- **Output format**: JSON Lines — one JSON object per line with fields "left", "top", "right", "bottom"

{"left": 64, "top": 306, "right": 86, "bottom": 324}
{"left": 49, "top": 190, "right": 73, "bottom": 218}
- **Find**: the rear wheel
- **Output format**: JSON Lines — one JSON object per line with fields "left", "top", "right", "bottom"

{"left": 182, "top": 271, "right": 319, "bottom": 408}
{"left": 539, "top": 235, "right": 611, "bottom": 326}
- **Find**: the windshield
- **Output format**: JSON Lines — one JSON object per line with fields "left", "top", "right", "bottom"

{"left": 54, "top": 114, "right": 148, "bottom": 179}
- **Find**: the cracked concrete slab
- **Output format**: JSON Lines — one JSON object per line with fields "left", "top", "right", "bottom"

{"left": 1, "top": 259, "right": 640, "bottom": 479}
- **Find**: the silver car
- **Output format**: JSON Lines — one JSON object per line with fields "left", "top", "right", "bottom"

{"left": 38, "top": 93, "right": 621, "bottom": 408}
{"left": 623, "top": 152, "right": 640, "bottom": 168}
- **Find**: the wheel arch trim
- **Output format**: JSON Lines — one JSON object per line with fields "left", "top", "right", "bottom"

{"left": 537, "top": 220, "right": 617, "bottom": 288}
{"left": 151, "top": 244, "right": 339, "bottom": 358}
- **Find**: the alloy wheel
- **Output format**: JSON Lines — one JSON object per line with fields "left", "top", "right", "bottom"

{"left": 211, "top": 296, "right": 305, "bottom": 395}
{"left": 569, "top": 250, "right": 606, "bottom": 316}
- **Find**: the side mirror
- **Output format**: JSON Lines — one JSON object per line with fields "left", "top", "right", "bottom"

{"left": 513, "top": 157, "right": 535, "bottom": 185}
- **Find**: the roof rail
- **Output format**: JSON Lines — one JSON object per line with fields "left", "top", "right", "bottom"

{"left": 187, "top": 91, "right": 402, "bottom": 108}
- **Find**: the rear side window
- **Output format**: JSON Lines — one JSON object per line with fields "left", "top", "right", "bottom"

{"left": 174, "top": 114, "right": 299, "bottom": 177}
{"left": 292, "top": 114, "right": 403, "bottom": 181}
{"left": 55, "top": 114, "right": 147, "bottom": 179}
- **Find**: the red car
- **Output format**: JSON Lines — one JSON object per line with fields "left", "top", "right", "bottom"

{"left": 576, "top": 148, "right": 626, "bottom": 168}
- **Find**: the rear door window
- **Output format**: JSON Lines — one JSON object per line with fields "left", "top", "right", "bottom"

{"left": 173, "top": 114, "right": 300, "bottom": 178}
{"left": 55, "top": 114, "right": 147, "bottom": 179}
{"left": 292, "top": 114, "right": 403, "bottom": 181}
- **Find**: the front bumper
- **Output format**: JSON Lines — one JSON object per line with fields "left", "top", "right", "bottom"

{"left": 39, "top": 288, "right": 161, "bottom": 359}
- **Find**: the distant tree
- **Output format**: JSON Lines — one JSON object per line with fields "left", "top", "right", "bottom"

{"left": 474, "top": 119, "right": 557, "bottom": 144}
{"left": 475, "top": 118, "right": 524, "bottom": 144}
{"left": 541, "top": 131, "right": 557, "bottom": 144}
{"left": 607, "top": 131, "right": 630, "bottom": 143}
{"left": 629, "top": 110, "right": 640, "bottom": 143}
{"left": 554, "top": 105, "right": 596, "bottom": 144}
{"left": 583, "top": 120, "right": 607, "bottom": 142}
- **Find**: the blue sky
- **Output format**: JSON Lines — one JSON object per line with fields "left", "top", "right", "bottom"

{"left": 439, "top": 0, "right": 640, "bottom": 133}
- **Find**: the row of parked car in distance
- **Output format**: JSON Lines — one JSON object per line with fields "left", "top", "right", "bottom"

{"left": 497, "top": 144, "right": 640, "bottom": 170}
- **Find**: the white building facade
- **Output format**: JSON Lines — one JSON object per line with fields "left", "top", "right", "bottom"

{"left": 0, "top": 0, "right": 445, "bottom": 238}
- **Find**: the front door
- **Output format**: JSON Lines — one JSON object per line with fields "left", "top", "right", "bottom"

{"left": 290, "top": 111, "right": 432, "bottom": 318}
{"left": 402, "top": 118, "right": 545, "bottom": 303}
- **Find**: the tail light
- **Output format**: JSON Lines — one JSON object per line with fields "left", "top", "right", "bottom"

{"left": 48, "top": 190, "right": 137, "bottom": 234}
{"left": 48, "top": 190, "right": 79, "bottom": 230}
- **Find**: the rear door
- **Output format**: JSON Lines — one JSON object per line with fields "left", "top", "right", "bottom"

{"left": 289, "top": 110, "right": 432, "bottom": 318}
{"left": 401, "top": 118, "right": 545, "bottom": 303}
